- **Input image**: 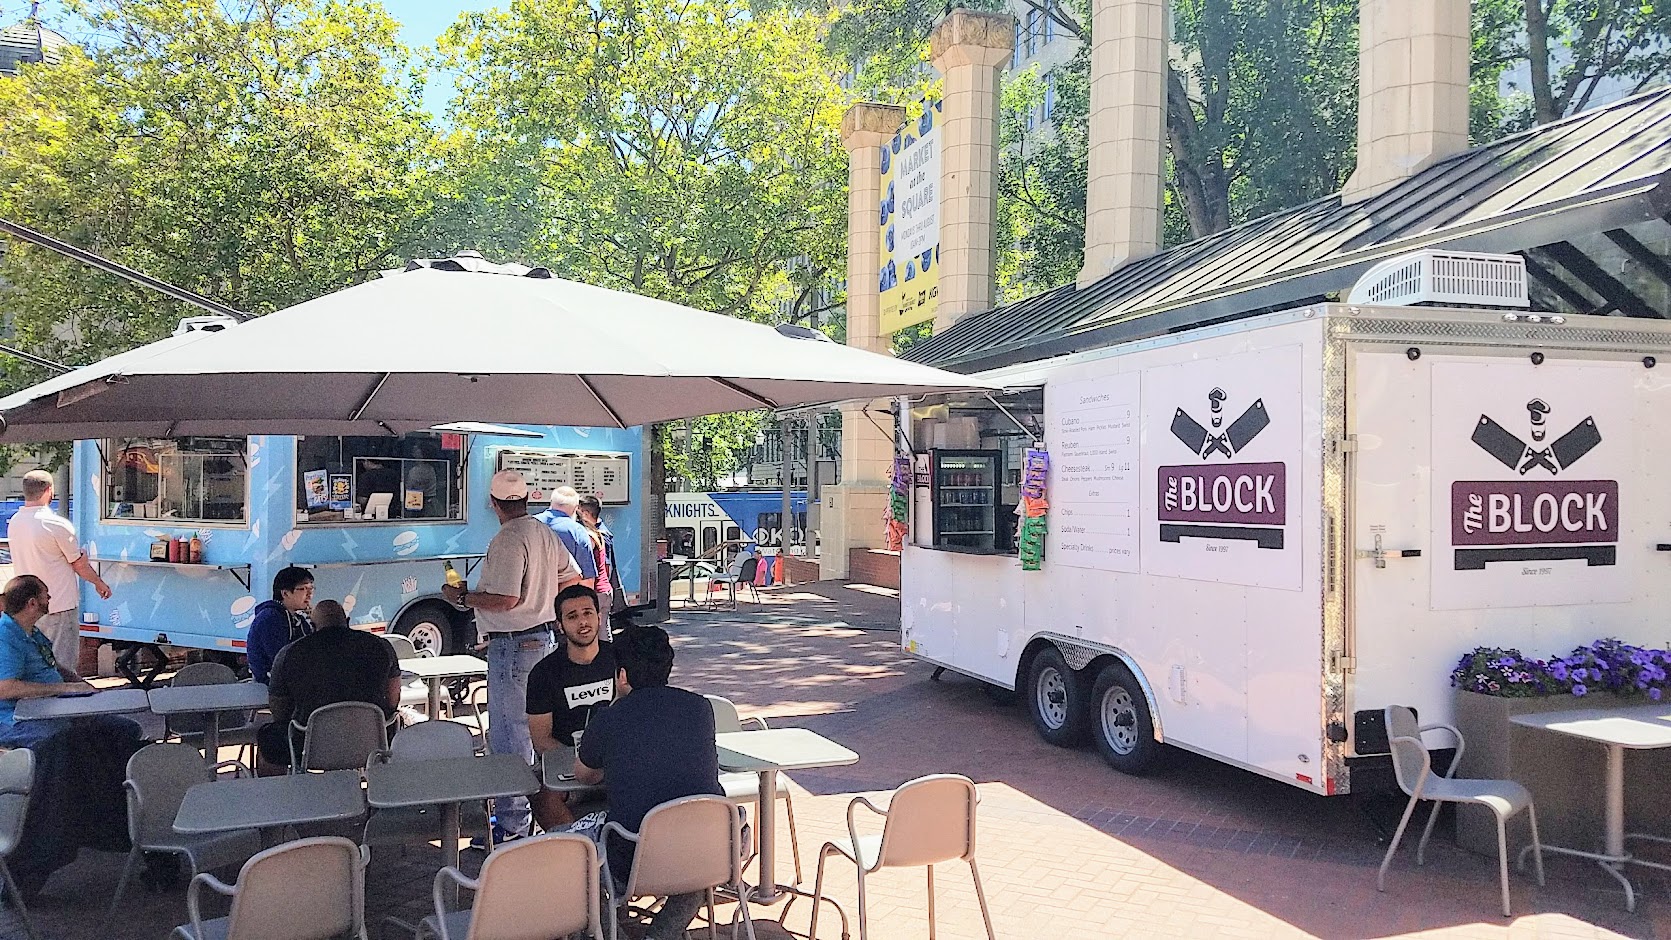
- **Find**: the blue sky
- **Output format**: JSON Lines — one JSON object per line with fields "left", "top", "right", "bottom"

{"left": 14, "top": 0, "right": 496, "bottom": 118}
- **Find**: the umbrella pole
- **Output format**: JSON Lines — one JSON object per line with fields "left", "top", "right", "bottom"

{"left": 780, "top": 415, "right": 792, "bottom": 584}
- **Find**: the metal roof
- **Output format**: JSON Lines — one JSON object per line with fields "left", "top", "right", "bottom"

{"left": 904, "top": 87, "right": 1671, "bottom": 372}
{"left": 0, "top": 18, "right": 71, "bottom": 75}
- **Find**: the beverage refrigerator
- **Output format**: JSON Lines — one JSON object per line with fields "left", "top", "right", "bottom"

{"left": 928, "top": 449, "right": 1001, "bottom": 552}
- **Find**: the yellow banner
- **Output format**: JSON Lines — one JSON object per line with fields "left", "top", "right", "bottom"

{"left": 879, "top": 100, "right": 941, "bottom": 333}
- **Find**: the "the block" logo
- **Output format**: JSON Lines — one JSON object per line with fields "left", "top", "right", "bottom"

{"left": 1453, "top": 399, "right": 1616, "bottom": 570}
{"left": 1159, "top": 388, "right": 1287, "bottom": 549}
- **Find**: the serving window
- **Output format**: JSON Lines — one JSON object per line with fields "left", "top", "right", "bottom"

{"left": 910, "top": 392, "right": 1043, "bottom": 554}
{"left": 104, "top": 437, "right": 250, "bottom": 524}
{"left": 296, "top": 433, "right": 465, "bottom": 524}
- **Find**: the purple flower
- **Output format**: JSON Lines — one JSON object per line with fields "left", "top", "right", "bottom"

{"left": 1651, "top": 688, "right": 1663, "bottom": 702}
{"left": 1573, "top": 668, "right": 1588, "bottom": 681}
{"left": 1551, "top": 663, "right": 1569, "bottom": 680}
{"left": 1573, "top": 684, "right": 1588, "bottom": 697}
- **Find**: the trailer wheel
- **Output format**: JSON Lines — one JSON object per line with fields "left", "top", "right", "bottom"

{"left": 1026, "top": 647, "right": 1089, "bottom": 746}
{"left": 394, "top": 602, "right": 456, "bottom": 657}
{"left": 1091, "top": 664, "right": 1159, "bottom": 775}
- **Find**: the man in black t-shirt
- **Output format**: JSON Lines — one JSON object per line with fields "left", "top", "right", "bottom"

{"left": 527, "top": 584, "right": 617, "bottom": 827}
{"left": 255, "top": 599, "right": 400, "bottom": 775}
{"left": 575, "top": 625, "right": 722, "bottom": 940}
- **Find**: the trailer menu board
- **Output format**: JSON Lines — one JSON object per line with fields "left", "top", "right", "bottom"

{"left": 1047, "top": 373, "right": 1141, "bottom": 572}
{"left": 1140, "top": 345, "right": 1303, "bottom": 590}
{"left": 495, "top": 449, "right": 632, "bottom": 505}
{"left": 1429, "top": 359, "right": 1634, "bottom": 609}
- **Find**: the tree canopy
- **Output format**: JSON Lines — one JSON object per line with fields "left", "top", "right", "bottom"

{"left": 0, "top": 0, "right": 437, "bottom": 374}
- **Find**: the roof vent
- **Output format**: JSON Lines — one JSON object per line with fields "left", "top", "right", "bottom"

{"left": 173, "top": 314, "right": 241, "bottom": 336}
{"left": 1347, "top": 250, "right": 1529, "bottom": 309}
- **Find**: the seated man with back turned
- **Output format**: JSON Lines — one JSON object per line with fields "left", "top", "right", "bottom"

{"left": 0, "top": 575, "right": 142, "bottom": 896}
{"left": 574, "top": 625, "right": 723, "bottom": 940}
{"left": 255, "top": 599, "right": 400, "bottom": 775}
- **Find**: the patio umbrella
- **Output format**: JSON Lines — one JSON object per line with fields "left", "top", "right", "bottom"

{"left": 0, "top": 253, "right": 993, "bottom": 442}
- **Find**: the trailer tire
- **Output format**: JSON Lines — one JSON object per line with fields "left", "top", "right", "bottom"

{"left": 394, "top": 602, "right": 457, "bottom": 657}
{"left": 1091, "top": 664, "right": 1159, "bottom": 775}
{"left": 1026, "top": 647, "right": 1090, "bottom": 746}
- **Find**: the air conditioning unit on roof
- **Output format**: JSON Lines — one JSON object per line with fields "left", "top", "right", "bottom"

{"left": 1346, "top": 250, "right": 1530, "bottom": 309}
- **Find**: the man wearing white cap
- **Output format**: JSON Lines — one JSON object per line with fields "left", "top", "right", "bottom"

{"left": 442, "top": 469, "right": 582, "bottom": 842}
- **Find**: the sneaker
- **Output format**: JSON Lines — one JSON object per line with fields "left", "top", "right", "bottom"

{"left": 469, "top": 824, "right": 525, "bottom": 852}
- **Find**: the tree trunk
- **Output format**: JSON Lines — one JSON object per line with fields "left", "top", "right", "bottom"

{"left": 1164, "top": 67, "right": 1233, "bottom": 239}
{"left": 1524, "top": 0, "right": 1558, "bottom": 123}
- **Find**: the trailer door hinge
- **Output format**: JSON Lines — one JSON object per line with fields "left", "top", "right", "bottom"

{"left": 1330, "top": 652, "right": 1357, "bottom": 674}
{"left": 1336, "top": 435, "right": 1358, "bottom": 454}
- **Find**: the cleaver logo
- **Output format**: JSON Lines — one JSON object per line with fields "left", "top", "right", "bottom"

{"left": 1158, "top": 389, "right": 1286, "bottom": 550}
{"left": 1453, "top": 399, "right": 1617, "bottom": 570}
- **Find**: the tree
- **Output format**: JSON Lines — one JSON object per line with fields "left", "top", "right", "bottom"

{"left": 439, "top": 0, "right": 851, "bottom": 487}
{"left": 1469, "top": 0, "right": 1671, "bottom": 132}
{"left": 439, "top": 0, "right": 849, "bottom": 324}
{"left": 0, "top": 0, "right": 439, "bottom": 377}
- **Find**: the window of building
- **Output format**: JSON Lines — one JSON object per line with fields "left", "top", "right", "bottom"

{"left": 104, "top": 437, "right": 249, "bottom": 524}
{"left": 1044, "top": 7, "right": 1055, "bottom": 44}
{"left": 1044, "top": 73, "right": 1058, "bottom": 121}
{"left": 1025, "top": 9, "right": 1040, "bottom": 56}
{"left": 1012, "top": 22, "right": 1023, "bottom": 69}
{"left": 295, "top": 432, "right": 465, "bottom": 524}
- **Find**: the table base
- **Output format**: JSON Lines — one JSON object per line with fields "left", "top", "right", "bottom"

{"left": 1521, "top": 843, "right": 1637, "bottom": 912}
{"left": 721, "top": 880, "right": 849, "bottom": 940}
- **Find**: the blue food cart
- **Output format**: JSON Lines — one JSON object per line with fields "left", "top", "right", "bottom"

{"left": 70, "top": 425, "right": 649, "bottom": 678}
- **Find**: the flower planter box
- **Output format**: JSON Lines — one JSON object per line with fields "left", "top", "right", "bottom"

{"left": 1452, "top": 690, "right": 1671, "bottom": 858}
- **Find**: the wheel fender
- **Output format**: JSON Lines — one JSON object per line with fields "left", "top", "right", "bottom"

{"left": 1033, "top": 634, "right": 1164, "bottom": 744}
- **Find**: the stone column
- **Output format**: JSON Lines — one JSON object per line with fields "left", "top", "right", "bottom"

{"left": 1343, "top": 0, "right": 1470, "bottom": 203}
{"left": 1077, "top": 0, "right": 1166, "bottom": 288}
{"left": 822, "top": 103, "right": 908, "bottom": 581}
{"left": 929, "top": 10, "right": 1015, "bottom": 333}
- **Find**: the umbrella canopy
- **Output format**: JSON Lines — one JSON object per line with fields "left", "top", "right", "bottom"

{"left": 0, "top": 255, "right": 993, "bottom": 442}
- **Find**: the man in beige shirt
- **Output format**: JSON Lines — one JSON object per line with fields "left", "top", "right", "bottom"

{"left": 7, "top": 470, "right": 111, "bottom": 668}
{"left": 442, "top": 470, "right": 581, "bottom": 840}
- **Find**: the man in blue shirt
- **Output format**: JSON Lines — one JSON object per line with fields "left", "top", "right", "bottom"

{"left": 536, "top": 487, "right": 598, "bottom": 589}
{"left": 246, "top": 566, "right": 316, "bottom": 683}
{"left": 0, "top": 575, "right": 143, "bottom": 897}
{"left": 0, "top": 575, "right": 98, "bottom": 738}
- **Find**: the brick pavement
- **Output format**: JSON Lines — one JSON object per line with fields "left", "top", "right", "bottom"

{"left": 5, "top": 581, "right": 1670, "bottom": 938}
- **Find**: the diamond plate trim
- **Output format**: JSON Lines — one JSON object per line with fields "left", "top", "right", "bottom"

{"left": 1321, "top": 320, "right": 1353, "bottom": 796}
{"left": 1055, "top": 640, "right": 1098, "bottom": 671}
{"left": 1337, "top": 315, "right": 1671, "bottom": 350}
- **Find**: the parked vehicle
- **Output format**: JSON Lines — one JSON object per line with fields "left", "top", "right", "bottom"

{"left": 663, "top": 491, "right": 808, "bottom": 559}
{"left": 74, "top": 425, "right": 648, "bottom": 663}
{"left": 902, "top": 252, "right": 1671, "bottom": 795}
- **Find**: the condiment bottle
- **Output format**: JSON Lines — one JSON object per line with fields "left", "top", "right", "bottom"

{"left": 188, "top": 536, "right": 202, "bottom": 564}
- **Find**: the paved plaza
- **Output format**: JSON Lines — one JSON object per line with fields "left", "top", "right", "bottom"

{"left": 4, "top": 581, "right": 1669, "bottom": 939}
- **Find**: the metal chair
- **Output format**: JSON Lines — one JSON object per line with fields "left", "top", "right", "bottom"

{"left": 108, "top": 744, "right": 262, "bottom": 929}
{"left": 603, "top": 795, "right": 756, "bottom": 940}
{"left": 705, "top": 694, "right": 802, "bottom": 883}
{"left": 1378, "top": 704, "right": 1545, "bottom": 917}
{"left": 289, "top": 701, "right": 391, "bottom": 773}
{"left": 0, "top": 749, "right": 40, "bottom": 940}
{"left": 364, "top": 720, "right": 493, "bottom": 855}
{"left": 386, "top": 633, "right": 442, "bottom": 716}
{"left": 417, "top": 833, "right": 605, "bottom": 940}
{"left": 170, "top": 836, "right": 370, "bottom": 940}
{"left": 166, "top": 661, "right": 261, "bottom": 766}
{"left": 810, "top": 774, "right": 995, "bottom": 940}
{"left": 707, "top": 556, "right": 761, "bottom": 609}
{"left": 462, "top": 681, "right": 491, "bottom": 753}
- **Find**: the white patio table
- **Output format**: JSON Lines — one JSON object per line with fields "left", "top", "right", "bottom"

{"left": 1510, "top": 703, "right": 1671, "bottom": 911}
{"left": 717, "top": 727, "right": 857, "bottom": 905}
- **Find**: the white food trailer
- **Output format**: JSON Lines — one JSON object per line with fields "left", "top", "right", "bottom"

{"left": 902, "top": 253, "right": 1671, "bottom": 795}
